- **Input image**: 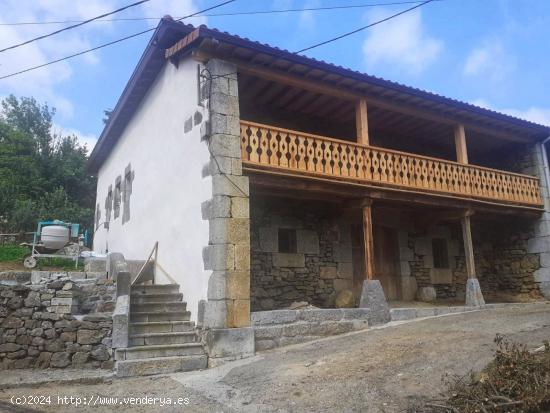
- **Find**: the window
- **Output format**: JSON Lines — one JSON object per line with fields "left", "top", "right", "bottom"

{"left": 114, "top": 176, "right": 121, "bottom": 219}
{"left": 122, "top": 165, "right": 133, "bottom": 225}
{"left": 432, "top": 238, "right": 449, "bottom": 269}
{"left": 278, "top": 228, "right": 297, "bottom": 253}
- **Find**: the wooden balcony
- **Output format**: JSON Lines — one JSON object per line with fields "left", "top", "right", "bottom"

{"left": 240, "top": 121, "right": 543, "bottom": 208}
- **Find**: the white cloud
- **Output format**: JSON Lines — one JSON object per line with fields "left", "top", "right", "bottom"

{"left": 471, "top": 99, "right": 550, "bottom": 127}
{"left": 0, "top": 0, "right": 115, "bottom": 121}
{"left": 362, "top": 8, "right": 443, "bottom": 74}
{"left": 298, "top": 0, "right": 320, "bottom": 31}
{"left": 140, "top": 0, "right": 206, "bottom": 27}
{"left": 463, "top": 40, "right": 516, "bottom": 82}
{"left": 52, "top": 124, "right": 99, "bottom": 153}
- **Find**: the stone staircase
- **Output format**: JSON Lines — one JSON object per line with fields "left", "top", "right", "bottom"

{"left": 115, "top": 284, "right": 207, "bottom": 377}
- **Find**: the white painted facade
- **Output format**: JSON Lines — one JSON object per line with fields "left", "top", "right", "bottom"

{"left": 93, "top": 57, "right": 211, "bottom": 319}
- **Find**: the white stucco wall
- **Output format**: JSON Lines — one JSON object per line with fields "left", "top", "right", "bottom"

{"left": 93, "top": 57, "right": 211, "bottom": 320}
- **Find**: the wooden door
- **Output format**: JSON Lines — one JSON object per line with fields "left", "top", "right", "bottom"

{"left": 373, "top": 225, "right": 401, "bottom": 300}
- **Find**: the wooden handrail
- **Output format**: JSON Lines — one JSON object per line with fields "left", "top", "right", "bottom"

{"left": 240, "top": 120, "right": 543, "bottom": 207}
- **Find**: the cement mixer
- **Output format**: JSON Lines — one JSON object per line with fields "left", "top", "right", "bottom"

{"left": 21, "top": 220, "right": 87, "bottom": 269}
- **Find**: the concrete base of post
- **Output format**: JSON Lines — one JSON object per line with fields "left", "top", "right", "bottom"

{"left": 465, "top": 278, "right": 485, "bottom": 307}
{"left": 359, "top": 279, "right": 391, "bottom": 324}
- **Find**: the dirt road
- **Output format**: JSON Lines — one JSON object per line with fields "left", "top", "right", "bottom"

{"left": 1, "top": 302, "right": 549, "bottom": 412}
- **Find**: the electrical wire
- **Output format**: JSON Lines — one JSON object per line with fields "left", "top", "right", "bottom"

{"left": 0, "top": 0, "right": 151, "bottom": 53}
{"left": 0, "top": 0, "right": 236, "bottom": 81}
{"left": 296, "top": 0, "right": 437, "bottom": 53}
{"left": 0, "top": 1, "right": 442, "bottom": 26}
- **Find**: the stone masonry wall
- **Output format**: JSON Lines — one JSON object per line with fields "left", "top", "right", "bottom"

{"left": 0, "top": 272, "right": 114, "bottom": 370}
{"left": 406, "top": 218, "right": 540, "bottom": 302}
{"left": 250, "top": 197, "right": 354, "bottom": 311}
{"left": 201, "top": 58, "right": 251, "bottom": 329}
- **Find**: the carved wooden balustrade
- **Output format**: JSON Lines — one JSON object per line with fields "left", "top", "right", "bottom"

{"left": 240, "top": 121, "right": 543, "bottom": 207}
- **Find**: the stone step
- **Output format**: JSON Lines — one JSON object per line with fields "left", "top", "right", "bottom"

{"left": 130, "top": 311, "right": 191, "bottom": 322}
{"left": 131, "top": 284, "right": 181, "bottom": 295}
{"left": 116, "top": 355, "right": 207, "bottom": 377}
{"left": 130, "top": 293, "right": 183, "bottom": 304}
{"left": 130, "top": 302, "right": 187, "bottom": 313}
{"left": 130, "top": 321, "right": 195, "bottom": 334}
{"left": 115, "top": 343, "right": 205, "bottom": 361}
{"left": 129, "top": 332, "right": 197, "bottom": 346}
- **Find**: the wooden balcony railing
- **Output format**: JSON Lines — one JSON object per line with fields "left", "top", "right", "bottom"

{"left": 240, "top": 121, "right": 543, "bottom": 207}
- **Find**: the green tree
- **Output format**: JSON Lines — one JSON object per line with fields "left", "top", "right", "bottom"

{"left": 0, "top": 95, "right": 96, "bottom": 233}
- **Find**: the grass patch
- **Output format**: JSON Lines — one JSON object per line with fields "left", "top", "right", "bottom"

{"left": 37, "top": 257, "right": 84, "bottom": 271}
{"left": 0, "top": 245, "right": 29, "bottom": 262}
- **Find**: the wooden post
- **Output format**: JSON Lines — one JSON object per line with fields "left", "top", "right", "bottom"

{"left": 454, "top": 124, "right": 468, "bottom": 164}
{"left": 461, "top": 214, "right": 476, "bottom": 279}
{"left": 356, "top": 98, "right": 369, "bottom": 146}
{"left": 362, "top": 200, "right": 375, "bottom": 280}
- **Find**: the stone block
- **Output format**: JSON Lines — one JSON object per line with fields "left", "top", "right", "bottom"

{"left": 399, "top": 247, "right": 414, "bottom": 261}
{"left": 251, "top": 310, "right": 298, "bottom": 325}
{"left": 272, "top": 253, "right": 305, "bottom": 268}
{"left": 227, "top": 299, "right": 250, "bottom": 327}
{"left": 204, "top": 327, "right": 254, "bottom": 359}
{"left": 231, "top": 197, "right": 249, "bottom": 219}
{"left": 203, "top": 244, "right": 235, "bottom": 271}
{"left": 31, "top": 271, "right": 50, "bottom": 284}
{"left": 390, "top": 308, "right": 416, "bottom": 321}
{"left": 201, "top": 196, "right": 231, "bottom": 219}
{"left": 208, "top": 133, "right": 241, "bottom": 158}
{"left": 539, "top": 282, "right": 550, "bottom": 299}
{"left": 234, "top": 244, "right": 250, "bottom": 271}
{"left": 51, "top": 297, "right": 74, "bottom": 306}
{"left": 333, "top": 278, "right": 352, "bottom": 292}
{"left": 203, "top": 300, "right": 228, "bottom": 329}
{"left": 319, "top": 266, "right": 337, "bottom": 279}
{"left": 226, "top": 271, "right": 250, "bottom": 300}
{"left": 210, "top": 93, "right": 239, "bottom": 118}
{"left": 527, "top": 236, "right": 550, "bottom": 254}
{"left": 533, "top": 221, "right": 550, "bottom": 237}
{"left": 400, "top": 276, "right": 418, "bottom": 301}
{"left": 253, "top": 325, "right": 283, "bottom": 339}
{"left": 416, "top": 308, "right": 436, "bottom": 318}
{"left": 416, "top": 286, "right": 437, "bottom": 302}
{"left": 196, "top": 299, "right": 206, "bottom": 328}
{"left": 259, "top": 227, "right": 278, "bottom": 253}
{"left": 335, "top": 289, "right": 354, "bottom": 308}
{"left": 534, "top": 267, "right": 550, "bottom": 282}
{"left": 337, "top": 263, "right": 353, "bottom": 279}
{"left": 359, "top": 280, "right": 391, "bottom": 324}
{"left": 341, "top": 308, "right": 371, "bottom": 320}
{"left": 255, "top": 339, "right": 276, "bottom": 351}
{"left": 68, "top": 272, "right": 86, "bottom": 280}
{"left": 207, "top": 272, "right": 227, "bottom": 300}
{"left": 212, "top": 174, "right": 249, "bottom": 198}
{"left": 430, "top": 268, "right": 453, "bottom": 284}
{"left": 296, "top": 230, "right": 319, "bottom": 254}
{"left": 399, "top": 261, "right": 411, "bottom": 277}
{"left": 77, "top": 329, "right": 105, "bottom": 345}
{"left": 209, "top": 218, "right": 250, "bottom": 245}
{"left": 86, "top": 272, "right": 106, "bottom": 280}
{"left": 465, "top": 278, "right": 485, "bottom": 307}
{"left": 537, "top": 252, "right": 550, "bottom": 268}
{"left": 299, "top": 309, "right": 343, "bottom": 323}
{"left": 50, "top": 352, "right": 71, "bottom": 368}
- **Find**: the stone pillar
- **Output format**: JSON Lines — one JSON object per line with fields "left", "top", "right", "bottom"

{"left": 200, "top": 59, "right": 254, "bottom": 361}
{"left": 201, "top": 58, "right": 251, "bottom": 328}
{"left": 525, "top": 142, "right": 550, "bottom": 299}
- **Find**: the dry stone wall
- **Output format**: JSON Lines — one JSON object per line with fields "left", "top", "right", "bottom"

{"left": 250, "top": 197, "right": 354, "bottom": 311}
{"left": 0, "top": 272, "right": 114, "bottom": 370}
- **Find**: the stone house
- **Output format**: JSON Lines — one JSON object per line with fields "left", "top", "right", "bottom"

{"left": 87, "top": 19, "right": 550, "bottom": 367}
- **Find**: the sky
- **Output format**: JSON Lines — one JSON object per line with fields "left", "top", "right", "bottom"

{"left": 0, "top": 0, "right": 549, "bottom": 152}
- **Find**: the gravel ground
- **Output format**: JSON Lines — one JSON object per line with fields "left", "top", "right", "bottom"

{"left": 1, "top": 302, "right": 548, "bottom": 413}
